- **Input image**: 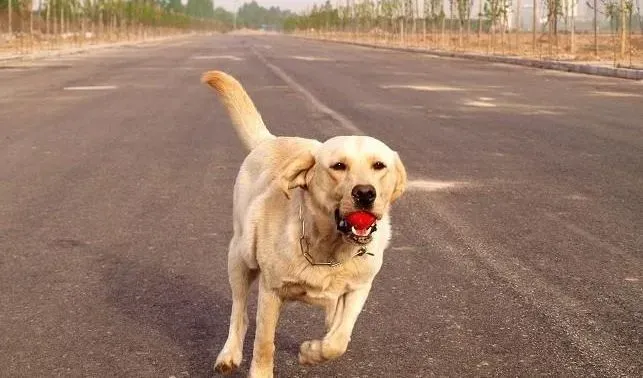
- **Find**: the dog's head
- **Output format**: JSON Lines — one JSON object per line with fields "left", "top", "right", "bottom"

{"left": 281, "top": 135, "right": 407, "bottom": 245}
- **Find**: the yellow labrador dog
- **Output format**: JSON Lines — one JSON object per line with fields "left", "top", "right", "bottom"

{"left": 201, "top": 71, "right": 407, "bottom": 377}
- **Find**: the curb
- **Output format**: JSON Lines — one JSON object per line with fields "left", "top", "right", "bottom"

{"left": 293, "top": 36, "right": 643, "bottom": 81}
{"left": 0, "top": 33, "right": 201, "bottom": 64}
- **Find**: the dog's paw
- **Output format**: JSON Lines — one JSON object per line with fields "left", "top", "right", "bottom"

{"left": 298, "top": 339, "right": 347, "bottom": 365}
{"left": 214, "top": 360, "right": 237, "bottom": 375}
{"left": 247, "top": 364, "right": 274, "bottom": 378}
{"left": 214, "top": 349, "right": 241, "bottom": 376}
{"left": 298, "top": 340, "right": 322, "bottom": 365}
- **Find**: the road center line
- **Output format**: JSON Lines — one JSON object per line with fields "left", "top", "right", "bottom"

{"left": 251, "top": 47, "right": 363, "bottom": 135}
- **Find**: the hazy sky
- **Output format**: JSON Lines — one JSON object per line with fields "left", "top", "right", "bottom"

{"left": 214, "top": 0, "right": 317, "bottom": 13}
{"left": 28, "top": 0, "right": 318, "bottom": 14}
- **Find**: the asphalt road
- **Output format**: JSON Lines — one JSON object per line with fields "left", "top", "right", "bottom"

{"left": 1, "top": 34, "right": 641, "bottom": 378}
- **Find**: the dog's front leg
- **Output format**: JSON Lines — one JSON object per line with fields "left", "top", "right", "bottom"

{"left": 248, "top": 278, "right": 283, "bottom": 378}
{"left": 298, "top": 285, "right": 371, "bottom": 365}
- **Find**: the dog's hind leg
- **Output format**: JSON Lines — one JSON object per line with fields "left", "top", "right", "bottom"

{"left": 214, "top": 238, "right": 257, "bottom": 375}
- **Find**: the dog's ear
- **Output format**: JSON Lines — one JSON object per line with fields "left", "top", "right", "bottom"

{"left": 391, "top": 152, "right": 407, "bottom": 203}
{"left": 277, "top": 149, "right": 316, "bottom": 200}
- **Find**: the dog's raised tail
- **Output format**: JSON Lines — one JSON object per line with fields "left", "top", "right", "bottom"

{"left": 201, "top": 70, "right": 275, "bottom": 152}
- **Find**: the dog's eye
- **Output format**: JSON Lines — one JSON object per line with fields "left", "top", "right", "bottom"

{"left": 372, "top": 161, "right": 386, "bottom": 170}
{"left": 330, "top": 162, "right": 347, "bottom": 171}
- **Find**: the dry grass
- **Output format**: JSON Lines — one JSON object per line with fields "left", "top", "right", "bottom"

{"left": 0, "top": 28, "right": 199, "bottom": 58}
{"left": 298, "top": 30, "right": 643, "bottom": 68}
{"left": 0, "top": 12, "right": 220, "bottom": 58}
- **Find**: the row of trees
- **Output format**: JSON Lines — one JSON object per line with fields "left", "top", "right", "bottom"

{"left": 283, "top": 0, "right": 642, "bottom": 62}
{"left": 0, "top": 0, "right": 227, "bottom": 45}
{"left": 234, "top": 1, "right": 295, "bottom": 29}
{"left": 1, "top": 0, "right": 298, "bottom": 35}
{"left": 0, "top": 0, "right": 295, "bottom": 54}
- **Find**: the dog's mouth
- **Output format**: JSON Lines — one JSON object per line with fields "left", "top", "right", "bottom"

{"left": 335, "top": 209, "right": 378, "bottom": 245}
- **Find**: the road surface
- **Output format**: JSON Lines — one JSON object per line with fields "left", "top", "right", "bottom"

{"left": 1, "top": 35, "right": 641, "bottom": 377}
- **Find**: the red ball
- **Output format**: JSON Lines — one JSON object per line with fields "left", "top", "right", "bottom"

{"left": 345, "top": 211, "right": 377, "bottom": 230}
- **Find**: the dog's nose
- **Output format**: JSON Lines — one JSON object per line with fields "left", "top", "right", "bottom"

{"left": 352, "top": 185, "right": 376, "bottom": 208}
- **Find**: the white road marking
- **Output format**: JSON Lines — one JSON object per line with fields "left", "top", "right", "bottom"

{"left": 464, "top": 100, "right": 497, "bottom": 107}
{"left": 407, "top": 179, "right": 466, "bottom": 191}
{"left": 63, "top": 85, "right": 117, "bottom": 91}
{"left": 381, "top": 84, "right": 464, "bottom": 91}
{"left": 252, "top": 47, "right": 363, "bottom": 135}
{"left": 190, "top": 55, "right": 243, "bottom": 61}
{"left": 289, "top": 55, "right": 333, "bottom": 61}
{"left": 590, "top": 91, "right": 641, "bottom": 98}
{"left": 564, "top": 194, "right": 589, "bottom": 201}
{"left": 252, "top": 85, "right": 290, "bottom": 92}
{"left": 392, "top": 246, "right": 416, "bottom": 251}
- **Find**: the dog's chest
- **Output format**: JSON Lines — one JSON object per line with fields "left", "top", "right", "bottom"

{"left": 277, "top": 271, "right": 364, "bottom": 304}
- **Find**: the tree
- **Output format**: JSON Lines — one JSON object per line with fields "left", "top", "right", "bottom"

{"left": 186, "top": 0, "right": 214, "bottom": 18}
{"left": 545, "top": 0, "right": 563, "bottom": 54}
{"left": 162, "top": 0, "right": 185, "bottom": 13}
{"left": 456, "top": 0, "right": 473, "bottom": 46}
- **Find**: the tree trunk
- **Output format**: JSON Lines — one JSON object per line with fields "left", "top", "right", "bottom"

{"left": 532, "top": 0, "right": 537, "bottom": 52}
{"left": 449, "top": 1, "right": 454, "bottom": 48}
{"left": 478, "top": 0, "right": 482, "bottom": 46}
{"left": 414, "top": 0, "right": 418, "bottom": 36}
{"left": 441, "top": 15, "right": 446, "bottom": 46}
{"left": 423, "top": 17, "right": 427, "bottom": 42}
{"left": 46, "top": 0, "right": 51, "bottom": 36}
{"left": 99, "top": 7, "right": 103, "bottom": 41}
{"left": 620, "top": 0, "right": 626, "bottom": 58}
{"left": 53, "top": 0, "right": 57, "bottom": 37}
{"left": 401, "top": 0, "right": 406, "bottom": 44}
{"left": 500, "top": 15, "right": 506, "bottom": 53}
{"left": 593, "top": 0, "right": 598, "bottom": 56}
{"left": 554, "top": 4, "right": 558, "bottom": 53}
{"left": 8, "top": 0, "right": 12, "bottom": 35}
{"left": 401, "top": 17, "right": 405, "bottom": 44}
{"left": 570, "top": 0, "right": 575, "bottom": 54}
{"left": 548, "top": 4, "right": 553, "bottom": 56}
{"left": 466, "top": 2, "right": 471, "bottom": 43}
{"left": 60, "top": 0, "right": 64, "bottom": 36}
{"left": 516, "top": 0, "right": 521, "bottom": 48}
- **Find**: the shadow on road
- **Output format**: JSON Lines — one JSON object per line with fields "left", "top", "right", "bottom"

{"left": 99, "top": 252, "right": 232, "bottom": 376}
{"left": 98, "top": 252, "right": 306, "bottom": 377}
